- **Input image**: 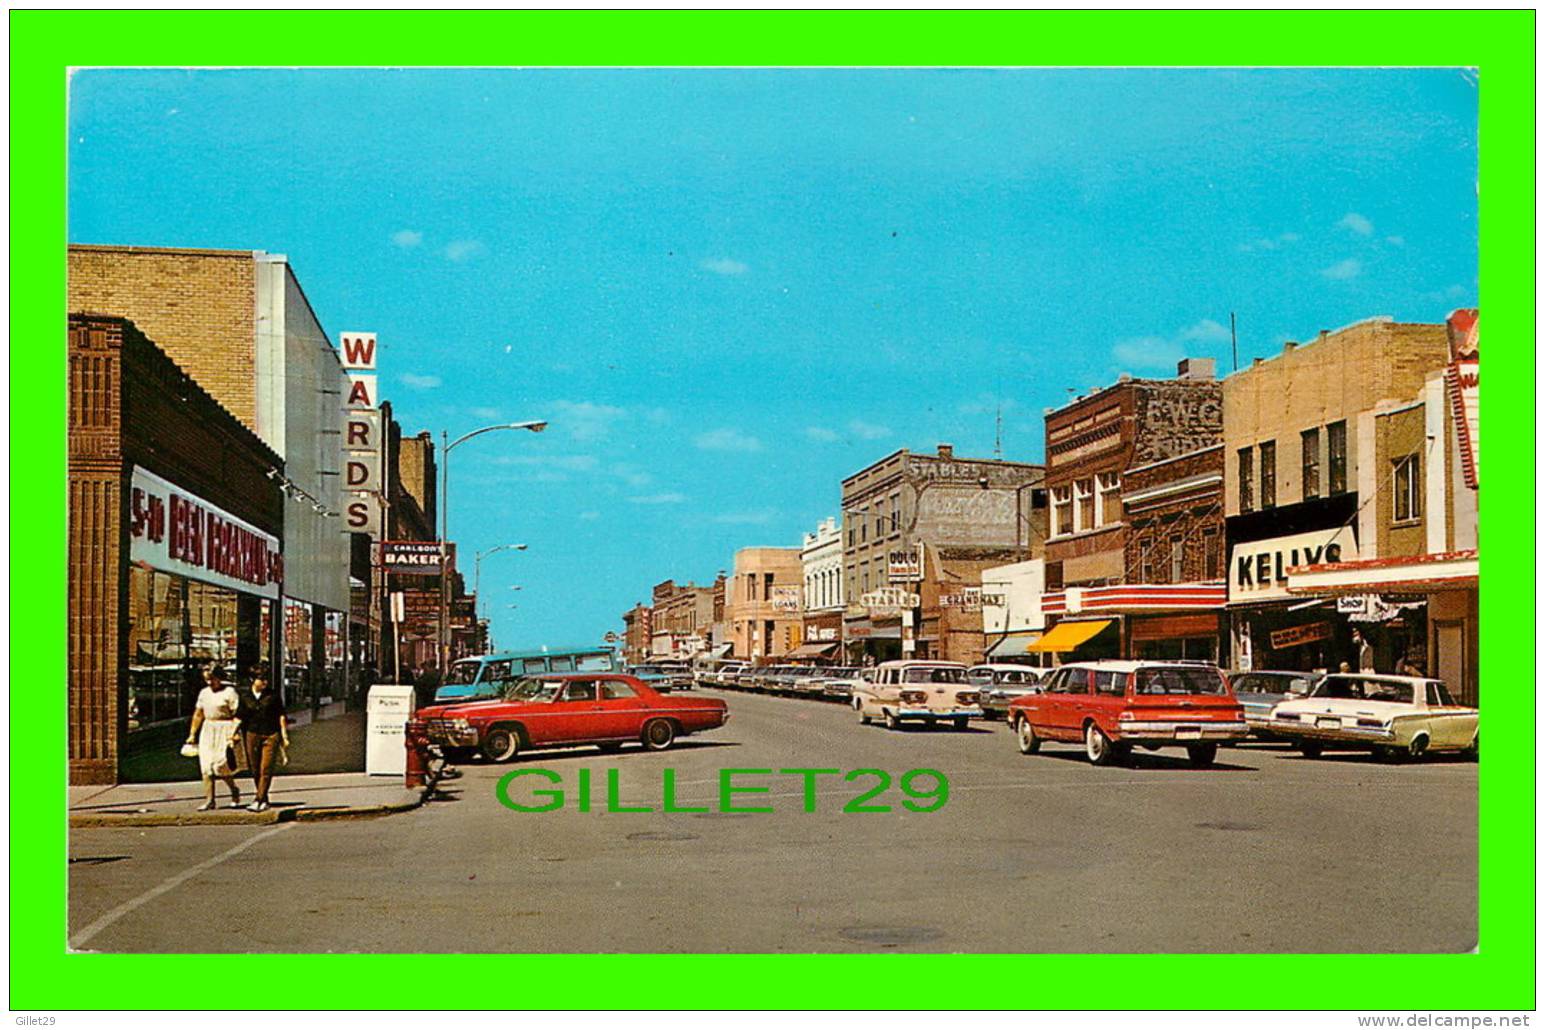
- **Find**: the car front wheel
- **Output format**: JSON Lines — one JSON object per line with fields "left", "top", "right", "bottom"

{"left": 1085, "top": 723, "right": 1118, "bottom": 766}
{"left": 482, "top": 727, "right": 520, "bottom": 763}
{"left": 642, "top": 719, "right": 676, "bottom": 751}
{"left": 1016, "top": 718, "right": 1041, "bottom": 755}
{"left": 885, "top": 710, "right": 901, "bottom": 731}
{"left": 1406, "top": 734, "right": 1429, "bottom": 761}
{"left": 1298, "top": 741, "right": 1323, "bottom": 759}
{"left": 953, "top": 716, "right": 970, "bottom": 731}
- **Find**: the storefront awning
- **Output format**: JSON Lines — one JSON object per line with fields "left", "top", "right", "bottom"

{"left": 986, "top": 631, "right": 1044, "bottom": 658}
{"left": 1285, "top": 551, "right": 1478, "bottom": 596}
{"left": 1027, "top": 619, "right": 1113, "bottom": 652}
{"left": 787, "top": 642, "right": 838, "bottom": 659}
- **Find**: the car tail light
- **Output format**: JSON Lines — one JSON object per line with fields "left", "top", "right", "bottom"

{"left": 1276, "top": 712, "right": 1300, "bottom": 721}
{"left": 1118, "top": 711, "right": 1135, "bottom": 721}
{"left": 1356, "top": 718, "right": 1385, "bottom": 728}
{"left": 956, "top": 691, "right": 979, "bottom": 704}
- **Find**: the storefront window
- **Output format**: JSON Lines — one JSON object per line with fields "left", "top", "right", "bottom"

{"left": 324, "top": 609, "right": 346, "bottom": 700}
{"left": 125, "top": 568, "right": 242, "bottom": 742}
{"left": 284, "top": 599, "right": 314, "bottom": 709}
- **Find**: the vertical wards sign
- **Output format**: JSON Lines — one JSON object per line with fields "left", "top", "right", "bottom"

{"left": 339, "top": 332, "right": 382, "bottom": 539}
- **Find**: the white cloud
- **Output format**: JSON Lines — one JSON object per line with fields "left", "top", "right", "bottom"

{"left": 391, "top": 229, "right": 423, "bottom": 249}
{"left": 1338, "top": 212, "right": 1375, "bottom": 236}
{"left": 959, "top": 395, "right": 1019, "bottom": 416}
{"left": 400, "top": 372, "right": 442, "bottom": 389}
{"left": 1112, "top": 335, "right": 1185, "bottom": 370}
{"left": 1180, "top": 318, "right": 1232, "bottom": 343}
{"left": 805, "top": 426, "right": 840, "bottom": 443}
{"left": 550, "top": 400, "right": 629, "bottom": 442}
{"left": 444, "top": 239, "right": 485, "bottom": 262}
{"left": 695, "top": 427, "right": 764, "bottom": 452}
{"left": 469, "top": 406, "right": 502, "bottom": 420}
{"left": 1384, "top": 235, "right": 1405, "bottom": 246}
{"left": 488, "top": 454, "right": 601, "bottom": 472}
{"left": 1320, "top": 258, "right": 1363, "bottom": 281}
{"left": 701, "top": 257, "right": 748, "bottom": 276}
{"left": 579, "top": 511, "right": 601, "bottom": 521}
{"left": 629, "top": 493, "right": 687, "bottom": 505}
{"left": 848, "top": 419, "right": 891, "bottom": 441}
{"left": 1238, "top": 231, "right": 1300, "bottom": 253}
{"left": 611, "top": 465, "right": 653, "bottom": 489}
{"left": 712, "top": 510, "right": 777, "bottom": 525}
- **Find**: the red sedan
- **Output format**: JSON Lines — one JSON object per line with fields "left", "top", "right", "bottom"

{"left": 420, "top": 673, "right": 728, "bottom": 762}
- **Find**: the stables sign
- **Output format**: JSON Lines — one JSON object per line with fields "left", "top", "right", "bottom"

{"left": 1228, "top": 528, "right": 1358, "bottom": 604}
{"left": 128, "top": 466, "right": 282, "bottom": 599}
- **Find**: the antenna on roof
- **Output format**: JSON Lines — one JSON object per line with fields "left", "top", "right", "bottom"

{"left": 1230, "top": 312, "right": 1239, "bottom": 373}
{"left": 994, "top": 377, "right": 1003, "bottom": 460}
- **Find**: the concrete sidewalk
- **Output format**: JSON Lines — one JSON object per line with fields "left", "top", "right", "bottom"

{"left": 69, "top": 771, "right": 431, "bottom": 827}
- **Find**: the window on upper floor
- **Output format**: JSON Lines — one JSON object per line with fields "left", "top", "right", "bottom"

{"left": 1301, "top": 427, "right": 1321, "bottom": 500}
{"left": 1098, "top": 472, "right": 1121, "bottom": 526}
{"left": 1138, "top": 540, "right": 1153, "bottom": 584}
{"left": 1052, "top": 485, "right": 1073, "bottom": 537}
{"left": 1238, "top": 447, "right": 1254, "bottom": 513}
{"left": 1328, "top": 420, "right": 1348, "bottom": 495}
{"left": 1202, "top": 527, "right": 1221, "bottom": 580}
{"left": 1259, "top": 440, "right": 1277, "bottom": 510}
{"left": 1393, "top": 453, "right": 1422, "bottom": 522}
{"left": 1074, "top": 477, "right": 1094, "bottom": 532}
{"left": 1170, "top": 535, "right": 1185, "bottom": 583}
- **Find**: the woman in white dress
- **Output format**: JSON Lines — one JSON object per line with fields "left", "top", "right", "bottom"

{"left": 184, "top": 665, "right": 244, "bottom": 810}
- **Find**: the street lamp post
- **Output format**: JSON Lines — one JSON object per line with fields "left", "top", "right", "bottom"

{"left": 439, "top": 420, "right": 547, "bottom": 673}
{"left": 472, "top": 543, "right": 528, "bottom": 619}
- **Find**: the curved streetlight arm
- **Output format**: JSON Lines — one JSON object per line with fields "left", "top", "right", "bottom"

{"left": 447, "top": 420, "right": 548, "bottom": 453}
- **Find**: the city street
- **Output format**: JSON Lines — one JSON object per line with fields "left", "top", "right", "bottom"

{"left": 68, "top": 687, "right": 1477, "bottom": 954}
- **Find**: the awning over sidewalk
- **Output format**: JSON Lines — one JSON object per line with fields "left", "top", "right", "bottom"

{"left": 986, "top": 631, "right": 1043, "bottom": 658}
{"left": 786, "top": 642, "right": 838, "bottom": 659}
{"left": 1027, "top": 619, "right": 1113, "bottom": 653}
{"left": 1285, "top": 550, "right": 1478, "bottom": 596}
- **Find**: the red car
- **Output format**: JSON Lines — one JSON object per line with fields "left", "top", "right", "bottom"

{"left": 1007, "top": 660, "right": 1247, "bottom": 767}
{"left": 420, "top": 673, "right": 729, "bottom": 762}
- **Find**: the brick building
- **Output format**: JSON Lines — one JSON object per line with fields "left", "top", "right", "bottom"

{"left": 1223, "top": 317, "right": 1452, "bottom": 673}
{"left": 840, "top": 445, "right": 1045, "bottom": 665}
{"left": 69, "top": 245, "right": 355, "bottom": 708}
{"left": 727, "top": 548, "right": 804, "bottom": 661}
{"left": 68, "top": 314, "right": 286, "bottom": 784}
{"left": 648, "top": 579, "right": 717, "bottom": 659}
{"left": 1036, "top": 360, "right": 1222, "bottom": 659}
{"left": 621, "top": 603, "right": 652, "bottom": 665}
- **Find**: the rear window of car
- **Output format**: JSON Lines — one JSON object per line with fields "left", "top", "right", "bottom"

{"left": 1094, "top": 670, "right": 1125, "bottom": 696}
{"left": 1134, "top": 667, "right": 1225, "bottom": 695}
{"left": 903, "top": 666, "right": 966, "bottom": 684}
{"left": 1315, "top": 677, "right": 1415, "bottom": 704}
{"left": 1426, "top": 681, "right": 1456, "bottom": 706}
{"left": 601, "top": 681, "right": 637, "bottom": 699}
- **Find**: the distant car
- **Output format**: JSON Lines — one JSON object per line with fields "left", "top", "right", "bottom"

{"left": 1008, "top": 661, "right": 1247, "bottom": 767}
{"left": 419, "top": 673, "right": 728, "bottom": 762}
{"left": 1265, "top": 674, "right": 1479, "bottom": 761}
{"left": 817, "top": 666, "right": 867, "bottom": 701}
{"left": 786, "top": 667, "right": 832, "bottom": 696}
{"left": 1228, "top": 670, "right": 1322, "bottom": 738}
{"left": 968, "top": 664, "right": 1046, "bottom": 720}
{"left": 854, "top": 660, "right": 982, "bottom": 730}
{"left": 707, "top": 661, "right": 748, "bottom": 687}
{"left": 627, "top": 663, "right": 693, "bottom": 693}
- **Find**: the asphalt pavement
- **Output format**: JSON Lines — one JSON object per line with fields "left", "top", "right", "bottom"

{"left": 68, "top": 687, "right": 1477, "bottom": 954}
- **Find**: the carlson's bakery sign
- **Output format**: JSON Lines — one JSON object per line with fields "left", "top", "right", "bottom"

{"left": 128, "top": 466, "right": 283, "bottom": 599}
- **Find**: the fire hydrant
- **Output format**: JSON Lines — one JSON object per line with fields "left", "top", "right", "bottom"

{"left": 404, "top": 718, "right": 432, "bottom": 789}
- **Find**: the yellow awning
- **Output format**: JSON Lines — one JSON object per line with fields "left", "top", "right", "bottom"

{"left": 1026, "top": 619, "right": 1114, "bottom": 652}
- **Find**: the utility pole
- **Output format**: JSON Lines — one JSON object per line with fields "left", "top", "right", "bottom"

{"left": 1230, "top": 311, "right": 1239, "bottom": 373}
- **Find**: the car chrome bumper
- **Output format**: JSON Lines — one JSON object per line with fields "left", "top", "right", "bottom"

{"left": 895, "top": 707, "right": 983, "bottom": 719}
{"left": 425, "top": 723, "right": 480, "bottom": 747}
{"left": 1268, "top": 721, "right": 1394, "bottom": 742}
{"left": 1114, "top": 720, "right": 1248, "bottom": 742}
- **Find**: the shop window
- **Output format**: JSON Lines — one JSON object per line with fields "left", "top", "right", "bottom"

{"left": 1202, "top": 528, "right": 1221, "bottom": 580}
{"left": 1259, "top": 441, "right": 1277, "bottom": 509}
{"left": 1074, "top": 478, "right": 1094, "bottom": 532}
{"left": 1238, "top": 448, "right": 1254, "bottom": 512}
{"left": 1301, "top": 428, "right": 1321, "bottom": 500}
{"left": 126, "top": 568, "right": 190, "bottom": 735}
{"left": 1169, "top": 535, "right": 1184, "bottom": 583}
{"left": 1098, "top": 472, "right": 1121, "bottom": 525}
{"left": 1393, "top": 453, "right": 1422, "bottom": 522}
{"left": 1052, "top": 486, "right": 1073, "bottom": 537}
{"left": 1328, "top": 420, "right": 1348, "bottom": 495}
{"left": 284, "top": 599, "right": 314, "bottom": 708}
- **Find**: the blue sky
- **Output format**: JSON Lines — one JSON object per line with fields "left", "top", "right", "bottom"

{"left": 68, "top": 68, "right": 1478, "bottom": 648}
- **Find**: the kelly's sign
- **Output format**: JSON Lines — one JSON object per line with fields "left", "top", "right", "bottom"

{"left": 1228, "top": 528, "right": 1358, "bottom": 604}
{"left": 128, "top": 466, "right": 283, "bottom": 599}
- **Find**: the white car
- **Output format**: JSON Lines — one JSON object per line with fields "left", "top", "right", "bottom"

{"left": 1265, "top": 673, "right": 1479, "bottom": 761}
{"left": 853, "top": 660, "right": 983, "bottom": 730}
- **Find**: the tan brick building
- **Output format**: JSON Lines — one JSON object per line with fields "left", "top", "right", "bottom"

{"left": 727, "top": 548, "right": 804, "bottom": 661}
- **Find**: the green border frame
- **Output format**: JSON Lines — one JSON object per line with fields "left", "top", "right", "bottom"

{"left": 13, "top": 10, "right": 1535, "bottom": 1011}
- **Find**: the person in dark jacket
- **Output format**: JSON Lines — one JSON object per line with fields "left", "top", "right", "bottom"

{"left": 238, "top": 668, "right": 289, "bottom": 812}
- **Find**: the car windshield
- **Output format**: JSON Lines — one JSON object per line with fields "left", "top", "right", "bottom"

{"left": 1313, "top": 677, "right": 1416, "bottom": 704}
{"left": 902, "top": 666, "right": 966, "bottom": 684}
{"left": 968, "top": 669, "right": 994, "bottom": 684}
{"left": 1134, "top": 667, "right": 1225, "bottom": 695}
{"left": 503, "top": 677, "right": 564, "bottom": 702}
{"left": 445, "top": 661, "right": 483, "bottom": 685}
{"left": 1233, "top": 673, "right": 1316, "bottom": 696}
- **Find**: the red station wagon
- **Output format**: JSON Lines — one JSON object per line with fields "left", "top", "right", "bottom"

{"left": 419, "top": 673, "right": 729, "bottom": 762}
{"left": 1007, "top": 661, "right": 1247, "bottom": 767}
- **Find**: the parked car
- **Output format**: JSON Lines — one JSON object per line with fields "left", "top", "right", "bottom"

{"left": 817, "top": 666, "right": 868, "bottom": 701}
{"left": 1264, "top": 674, "right": 1478, "bottom": 761}
{"left": 1007, "top": 661, "right": 1247, "bottom": 766}
{"left": 761, "top": 665, "right": 804, "bottom": 694}
{"left": 627, "top": 663, "right": 693, "bottom": 693}
{"left": 853, "top": 660, "right": 982, "bottom": 730}
{"left": 705, "top": 661, "right": 748, "bottom": 687}
{"left": 786, "top": 666, "right": 832, "bottom": 696}
{"left": 419, "top": 673, "right": 729, "bottom": 762}
{"left": 968, "top": 664, "right": 1046, "bottom": 720}
{"left": 1228, "top": 669, "right": 1322, "bottom": 738}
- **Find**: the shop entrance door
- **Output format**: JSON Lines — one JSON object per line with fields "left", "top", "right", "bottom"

{"left": 1435, "top": 620, "right": 1468, "bottom": 705}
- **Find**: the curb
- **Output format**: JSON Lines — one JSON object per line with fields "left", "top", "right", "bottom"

{"left": 69, "top": 786, "right": 431, "bottom": 829}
